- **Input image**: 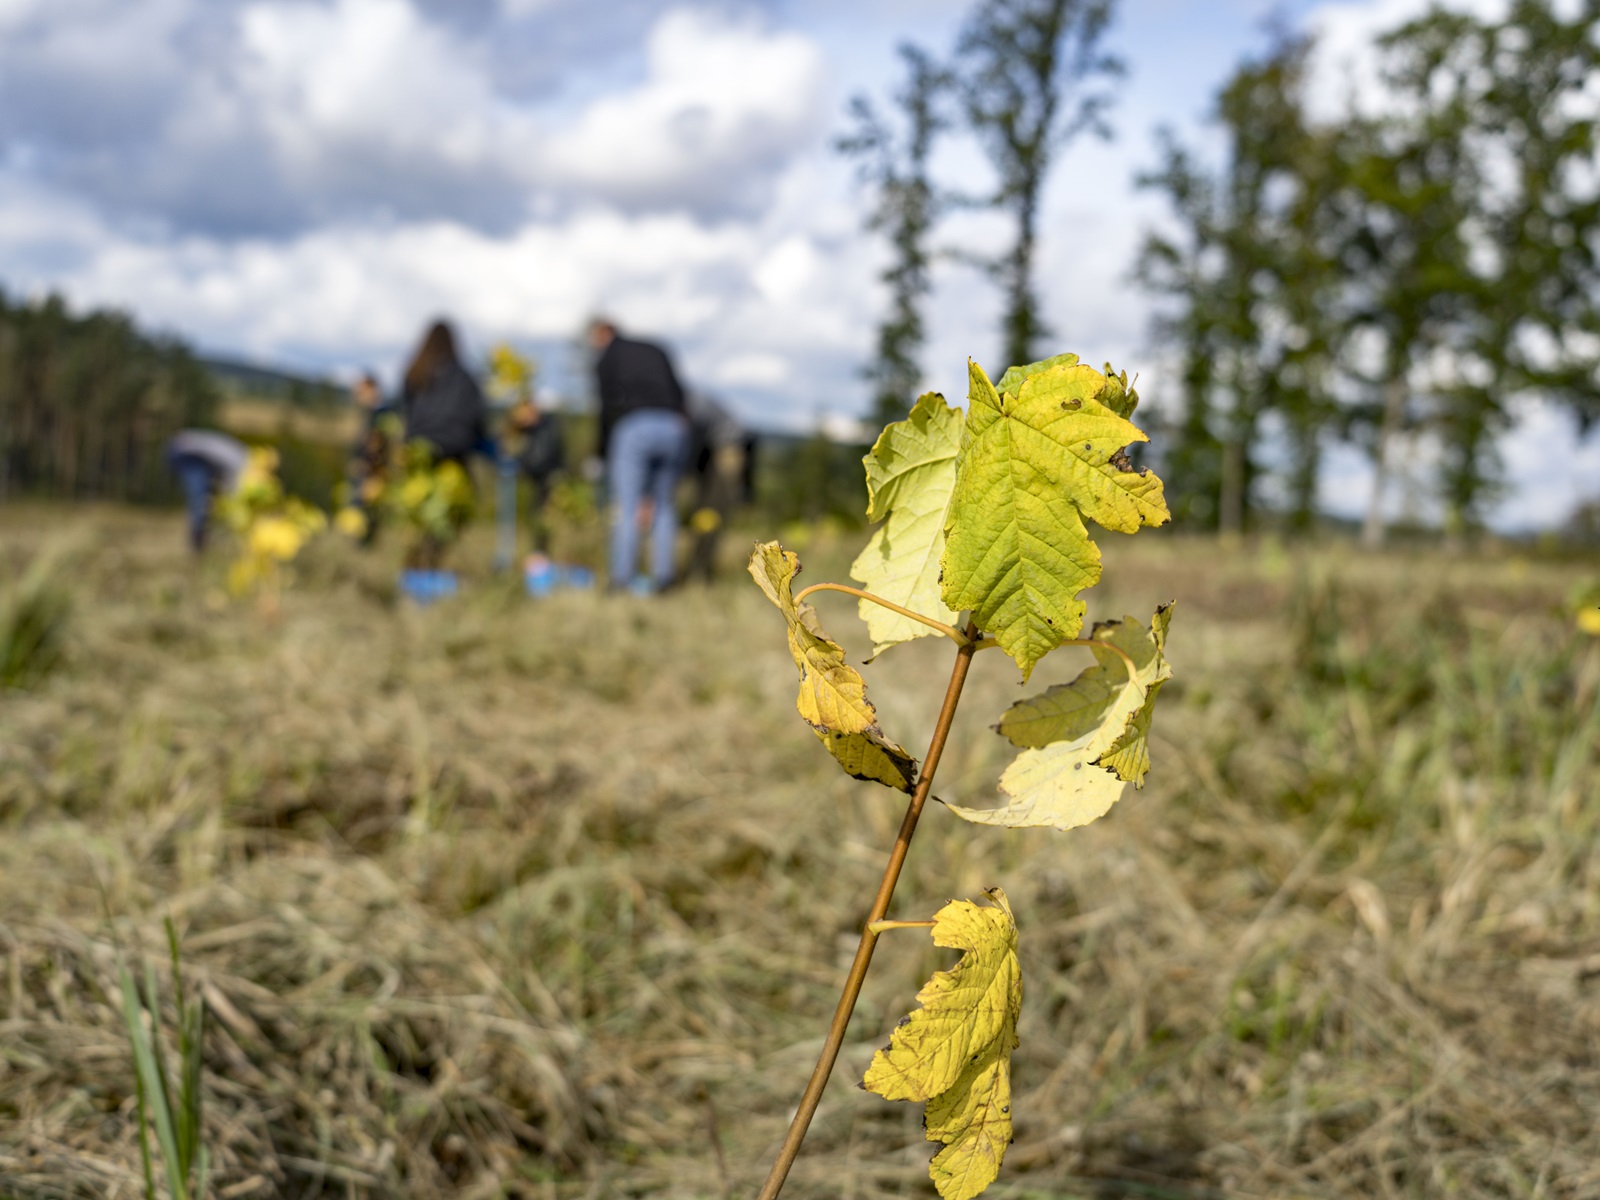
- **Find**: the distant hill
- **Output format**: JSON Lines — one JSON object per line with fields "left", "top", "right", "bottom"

{"left": 200, "top": 355, "right": 345, "bottom": 409}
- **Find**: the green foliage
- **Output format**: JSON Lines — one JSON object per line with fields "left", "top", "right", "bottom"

{"left": 119, "top": 919, "right": 209, "bottom": 1200}
{"left": 754, "top": 433, "right": 869, "bottom": 528}
{"left": 1136, "top": 33, "right": 1338, "bottom": 534}
{"left": 0, "top": 545, "right": 73, "bottom": 689}
{"left": 0, "top": 289, "right": 218, "bottom": 504}
{"left": 1140, "top": 2, "right": 1600, "bottom": 539}
{"left": 382, "top": 438, "right": 477, "bottom": 568}
{"left": 750, "top": 349, "right": 1172, "bottom": 1200}
{"left": 215, "top": 447, "right": 328, "bottom": 600}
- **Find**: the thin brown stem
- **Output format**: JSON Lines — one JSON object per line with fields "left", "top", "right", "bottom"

{"left": 793, "top": 582, "right": 969, "bottom": 646}
{"left": 755, "top": 624, "right": 979, "bottom": 1200}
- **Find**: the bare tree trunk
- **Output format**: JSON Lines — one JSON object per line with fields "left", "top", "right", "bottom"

{"left": 1361, "top": 374, "right": 1407, "bottom": 548}
{"left": 1218, "top": 438, "right": 1244, "bottom": 538}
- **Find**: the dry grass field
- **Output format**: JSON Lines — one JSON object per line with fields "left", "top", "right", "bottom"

{"left": 2, "top": 504, "right": 1599, "bottom": 1199}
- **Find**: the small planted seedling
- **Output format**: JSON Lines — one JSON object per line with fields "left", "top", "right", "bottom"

{"left": 750, "top": 352, "right": 1174, "bottom": 1200}
{"left": 216, "top": 446, "right": 327, "bottom": 609}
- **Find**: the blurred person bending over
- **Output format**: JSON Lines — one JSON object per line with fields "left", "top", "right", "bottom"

{"left": 590, "top": 318, "right": 690, "bottom": 592}
{"left": 165, "top": 429, "right": 249, "bottom": 553}
{"left": 399, "top": 320, "right": 487, "bottom": 465}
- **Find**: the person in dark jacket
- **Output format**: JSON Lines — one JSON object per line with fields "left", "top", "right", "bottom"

{"left": 590, "top": 318, "right": 691, "bottom": 591}
{"left": 400, "top": 320, "right": 487, "bottom": 464}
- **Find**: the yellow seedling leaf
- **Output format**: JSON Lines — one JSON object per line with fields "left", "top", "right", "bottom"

{"left": 1578, "top": 606, "right": 1600, "bottom": 637}
{"left": 748, "top": 541, "right": 917, "bottom": 791}
{"left": 863, "top": 890, "right": 1020, "bottom": 1200}
{"left": 850, "top": 393, "right": 963, "bottom": 656}
{"left": 249, "top": 516, "right": 306, "bottom": 561}
{"left": 941, "top": 358, "right": 1169, "bottom": 679}
{"left": 334, "top": 506, "right": 368, "bottom": 539}
{"left": 946, "top": 606, "right": 1174, "bottom": 831}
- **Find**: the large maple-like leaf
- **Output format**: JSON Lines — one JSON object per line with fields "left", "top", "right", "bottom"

{"left": 748, "top": 541, "right": 917, "bottom": 791}
{"left": 863, "top": 890, "right": 1020, "bottom": 1200}
{"left": 940, "top": 358, "right": 1168, "bottom": 679}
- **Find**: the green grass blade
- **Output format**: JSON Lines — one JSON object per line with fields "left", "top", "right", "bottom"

{"left": 122, "top": 966, "right": 189, "bottom": 1200}
{"left": 119, "top": 966, "right": 159, "bottom": 1200}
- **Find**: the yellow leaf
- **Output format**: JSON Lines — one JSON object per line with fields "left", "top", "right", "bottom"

{"left": 849, "top": 393, "right": 963, "bottom": 656}
{"left": 748, "top": 542, "right": 917, "bottom": 791}
{"left": 249, "top": 516, "right": 307, "bottom": 561}
{"left": 945, "top": 606, "right": 1174, "bottom": 831}
{"left": 863, "top": 890, "right": 1020, "bottom": 1200}
{"left": 335, "top": 507, "right": 368, "bottom": 539}
{"left": 1578, "top": 607, "right": 1600, "bottom": 636}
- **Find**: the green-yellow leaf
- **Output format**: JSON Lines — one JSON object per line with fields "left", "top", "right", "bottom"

{"left": 952, "top": 739, "right": 1128, "bottom": 832}
{"left": 994, "top": 351, "right": 1078, "bottom": 398}
{"left": 946, "top": 606, "right": 1174, "bottom": 831}
{"left": 850, "top": 393, "right": 963, "bottom": 655}
{"left": 863, "top": 889, "right": 1020, "bottom": 1200}
{"left": 1093, "top": 604, "right": 1172, "bottom": 787}
{"left": 940, "top": 358, "right": 1169, "bottom": 679}
{"left": 748, "top": 541, "right": 917, "bottom": 791}
{"left": 1097, "top": 362, "right": 1140, "bottom": 419}
{"left": 1096, "top": 679, "right": 1165, "bottom": 786}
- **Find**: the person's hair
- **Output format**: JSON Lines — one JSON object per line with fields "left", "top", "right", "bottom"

{"left": 588, "top": 316, "right": 617, "bottom": 340}
{"left": 359, "top": 369, "right": 379, "bottom": 387}
{"left": 404, "top": 321, "right": 458, "bottom": 393}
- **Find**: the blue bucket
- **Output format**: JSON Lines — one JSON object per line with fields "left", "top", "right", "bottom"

{"left": 400, "top": 569, "right": 459, "bottom": 605}
{"left": 524, "top": 556, "right": 595, "bottom": 597}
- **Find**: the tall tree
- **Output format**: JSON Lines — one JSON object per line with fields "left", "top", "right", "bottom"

{"left": 958, "top": 0, "right": 1123, "bottom": 370}
{"left": 839, "top": 45, "right": 952, "bottom": 428}
{"left": 1445, "top": 0, "right": 1600, "bottom": 533}
{"left": 1332, "top": 21, "right": 1479, "bottom": 547}
{"left": 1138, "top": 35, "right": 1340, "bottom": 534}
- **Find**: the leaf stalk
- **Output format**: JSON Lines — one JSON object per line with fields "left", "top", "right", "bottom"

{"left": 793, "top": 582, "right": 971, "bottom": 646}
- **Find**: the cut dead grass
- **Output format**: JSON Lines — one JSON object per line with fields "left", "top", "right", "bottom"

{"left": 1, "top": 504, "right": 1599, "bottom": 1198}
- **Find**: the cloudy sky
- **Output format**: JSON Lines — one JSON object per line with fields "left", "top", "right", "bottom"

{"left": 1, "top": 0, "right": 1596, "bottom": 529}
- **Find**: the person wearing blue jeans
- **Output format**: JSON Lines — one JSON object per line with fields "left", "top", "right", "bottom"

{"left": 608, "top": 409, "right": 690, "bottom": 589}
{"left": 590, "top": 318, "right": 692, "bottom": 592}
{"left": 165, "top": 429, "right": 248, "bottom": 553}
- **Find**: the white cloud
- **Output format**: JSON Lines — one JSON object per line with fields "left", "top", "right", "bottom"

{"left": 541, "top": 8, "right": 827, "bottom": 212}
{"left": 239, "top": 0, "right": 517, "bottom": 173}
